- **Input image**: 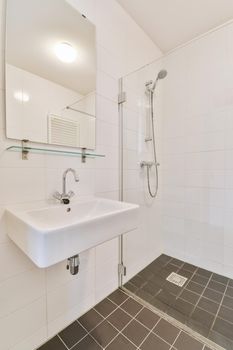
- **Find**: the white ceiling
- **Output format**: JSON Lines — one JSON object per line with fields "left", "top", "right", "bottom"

{"left": 6, "top": 0, "right": 96, "bottom": 95}
{"left": 117, "top": 0, "right": 233, "bottom": 52}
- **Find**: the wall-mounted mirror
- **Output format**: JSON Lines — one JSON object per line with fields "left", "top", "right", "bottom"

{"left": 5, "top": 0, "right": 96, "bottom": 150}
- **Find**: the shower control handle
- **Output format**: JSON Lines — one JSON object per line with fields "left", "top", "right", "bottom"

{"left": 140, "top": 161, "right": 160, "bottom": 168}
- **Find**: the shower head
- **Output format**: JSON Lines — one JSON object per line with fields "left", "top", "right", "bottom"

{"left": 151, "top": 69, "right": 167, "bottom": 91}
{"left": 157, "top": 69, "right": 167, "bottom": 80}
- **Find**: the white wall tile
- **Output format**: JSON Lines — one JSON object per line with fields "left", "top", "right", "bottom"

{"left": 0, "top": 297, "right": 46, "bottom": 350}
{"left": 0, "top": 0, "right": 162, "bottom": 348}
{"left": 0, "top": 267, "right": 45, "bottom": 318}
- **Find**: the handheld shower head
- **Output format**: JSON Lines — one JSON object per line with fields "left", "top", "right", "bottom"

{"left": 157, "top": 69, "right": 167, "bottom": 80}
{"left": 151, "top": 69, "right": 167, "bottom": 91}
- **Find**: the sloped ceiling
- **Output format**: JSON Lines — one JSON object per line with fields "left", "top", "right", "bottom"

{"left": 117, "top": 0, "right": 233, "bottom": 52}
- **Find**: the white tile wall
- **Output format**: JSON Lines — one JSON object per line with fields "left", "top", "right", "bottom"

{"left": 160, "top": 22, "right": 233, "bottom": 277}
{"left": 122, "top": 20, "right": 233, "bottom": 289}
{"left": 0, "top": 0, "right": 161, "bottom": 349}
{"left": 122, "top": 60, "right": 164, "bottom": 282}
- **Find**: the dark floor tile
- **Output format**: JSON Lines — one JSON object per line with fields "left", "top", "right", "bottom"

{"left": 90, "top": 320, "right": 118, "bottom": 348}
{"left": 222, "top": 295, "right": 233, "bottom": 309}
{"left": 78, "top": 309, "right": 103, "bottom": 332}
{"left": 209, "top": 329, "right": 233, "bottom": 350}
{"left": 218, "top": 305, "right": 233, "bottom": 323}
{"left": 59, "top": 322, "right": 87, "bottom": 348}
{"left": 122, "top": 320, "right": 149, "bottom": 347}
{"left": 171, "top": 258, "right": 184, "bottom": 267}
{"left": 135, "top": 288, "right": 154, "bottom": 302}
{"left": 172, "top": 298, "right": 194, "bottom": 317}
{"left": 108, "top": 289, "right": 128, "bottom": 306}
{"left": 177, "top": 268, "right": 193, "bottom": 279}
{"left": 106, "top": 334, "right": 136, "bottom": 350}
{"left": 130, "top": 275, "right": 145, "bottom": 288}
{"left": 136, "top": 308, "right": 160, "bottom": 329}
{"left": 211, "top": 273, "right": 229, "bottom": 285}
{"left": 37, "top": 336, "right": 66, "bottom": 350}
{"left": 141, "top": 280, "right": 161, "bottom": 296}
{"left": 191, "top": 307, "right": 214, "bottom": 329}
{"left": 159, "top": 265, "right": 178, "bottom": 280}
{"left": 140, "top": 332, "right": 170, "bottom": 350}
{"left": 147, "top": 261, "right": 163, "bottom": 274}
{"left": 95, "top": 298, "right": 117, "bottom": 317}
{"left": 107, "top": 308, "right": 131, "bottom": 331}
{"left": 229, "top": 279, "right": 233, "bottom": 287}
{"left": 182, "top": 263, "right": 197, "bottom": 273}
{"left": 163, "top": 281, "right": 183, "bottom": 296}
{"left": 150, "top": 274, "right": 166, "bottom": 288}
{"left": 124, "top": 282, "right": 138, "bottom": 293}
{"left": 208, "top": 280, "right": 226, "bottom": 293}
{"left": 226, "top": 286, "right": 233, "bottom": 297}
{"left": 186, "top": 281, "right": 205, "bottom": 294}
{"left": 196, "top": 268, "right": 212, "bottom": 279}
{"left": 156, "top": 290, "right": 176, "bottom": 308}
{"left": 212, "top": 317, "right": 233, "bottom": 341}
{"left": 187, "top": 320, "right": 210, "bottom": 338}
{"left": 72, "top": 335, "right": 101, "bottom": 350}
{"left": 153, "top": 319, "right": 179, "bottom": 344}
{"left": 191, "top": 274, "right": 209, "bottom": 286}
{"left": 150, "top": 296, "right": 169, "bottom": 313}
{"left": 197, "top": 297, "right": 219, "bottom": 314}
{"left": 139, "top": 269, "right": 154, "bottom": 282}
{"left": 168, "top": 308, "right": 188, "bottom": 324}
{"left": 180, "top": 289, "right": 199, "bottom": 305}
{"left": 174, "top": 331, "right": 203, "bottom": 350}
{"left": 121, "top": 297, "right": 143, "bottom": 317}
{"left": 203, "top": 288, "right": 222, "bottom": 303}
{"left": 156, "top": 254, "right": 172, "bottom": 266}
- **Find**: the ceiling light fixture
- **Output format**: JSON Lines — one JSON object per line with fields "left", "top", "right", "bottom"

{"left": 55, "top": 42, "right": 77, "bottom": 63}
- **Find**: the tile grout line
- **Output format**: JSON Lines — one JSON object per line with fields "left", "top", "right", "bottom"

{"left": 103, "top": 293, "right": 184, "bottom": 350}
{"left": 68, "top": 295, "right": 131, "bottom": 350}
{"left": 189, "top": 272, "right": 214, "bottom": 319}
{"left": 124, "top": 258, "right": 225, "bottom": 350}
{"left": 168, "top": 329, "right": 182, "bottom": 350}
{"left": 135, "top": 315, "right": 162, "bottom": 350}
{"left": 209, "top": 278, "right": 230, "bottom": 334}
{"left": 57, "top": 334, "right": 69, "bottom": 350}
{"left": 101, "top": 302, "right": 149, "bottom": 349}
{"left": 175, "top": 263, "right": 199, "bottom": 300}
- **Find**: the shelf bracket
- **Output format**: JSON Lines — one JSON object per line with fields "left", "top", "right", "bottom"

{"left": 21, "top": 139, "right": 29, "bottom": 160}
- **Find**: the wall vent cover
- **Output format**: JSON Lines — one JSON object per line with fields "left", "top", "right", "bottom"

{"left": 48, "top": 114, "right": 79, "bottom": 147}
{"left": 166, "top": 272, "right": 187, "bottom": 287}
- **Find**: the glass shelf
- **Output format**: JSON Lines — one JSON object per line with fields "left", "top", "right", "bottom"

{"left": 6, "top": 145, "right": 105, "bottom": 161}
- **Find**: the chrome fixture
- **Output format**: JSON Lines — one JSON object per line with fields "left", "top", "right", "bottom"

{"left": 53, "top": 168, "right": 79, "bottom": 204}
{"left": 142, "top": 70, "right": 167, "bottom": 198}
{"left": 67, "top": 254, "right": 80, "bottom": 275}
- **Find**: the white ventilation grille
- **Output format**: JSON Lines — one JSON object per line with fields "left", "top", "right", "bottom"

{"left": 166, "top": 272, "right": 188, "bottom": 287}
{"left": 48, "top": 114, "right": 79, "bottom": 147}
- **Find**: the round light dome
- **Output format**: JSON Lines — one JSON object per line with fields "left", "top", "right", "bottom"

{"left": 55, "top": 42, "right": 77, "bottom": 63}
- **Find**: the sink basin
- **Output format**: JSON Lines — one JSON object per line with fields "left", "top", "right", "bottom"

{"left": 5, "top": 197, "right": 139, "bottom": 267}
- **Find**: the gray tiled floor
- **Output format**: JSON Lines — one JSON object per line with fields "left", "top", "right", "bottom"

{"left": 124, "top": 254, "right": 233, "bottom": 350}
{"left": 38, "top": 289, "right": 214, "bottom": 350}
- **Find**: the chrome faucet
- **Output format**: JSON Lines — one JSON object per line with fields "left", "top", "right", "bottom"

{"left": 53, "top": 168, "right": 79, "bottom": 204}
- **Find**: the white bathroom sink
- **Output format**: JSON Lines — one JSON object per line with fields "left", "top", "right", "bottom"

{"left": 5, "top": 197, "right": 139, "bottom": 267}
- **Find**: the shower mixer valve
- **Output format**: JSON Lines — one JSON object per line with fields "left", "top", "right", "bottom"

{"left": 140, "top": 161, "right": 160, "bottom": 168}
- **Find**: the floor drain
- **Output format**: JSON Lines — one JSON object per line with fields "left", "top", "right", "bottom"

{"left": 166, "top": 272, "right": 188, "bottom": 287}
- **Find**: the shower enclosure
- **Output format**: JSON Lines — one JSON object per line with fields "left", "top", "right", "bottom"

{"left": 119, "top": 21, "right": 233, "bottom": 350}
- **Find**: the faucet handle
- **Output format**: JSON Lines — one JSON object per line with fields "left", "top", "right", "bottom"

{"left": 67, "top": 191, "right": 75, "bottom": 199}
{"left": 53, "top": 191, "right": 62, "bottom": 201}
